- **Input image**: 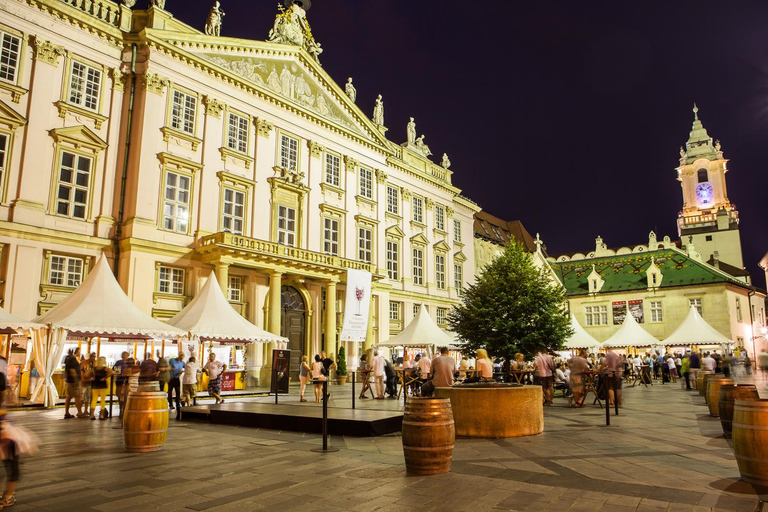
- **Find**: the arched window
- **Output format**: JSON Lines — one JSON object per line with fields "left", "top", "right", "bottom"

{"left": 697, "top": 168, "right": 708, "bottom": 183}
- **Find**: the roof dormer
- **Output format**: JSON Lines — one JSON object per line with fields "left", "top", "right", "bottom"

{"left": 646, "top": 256, "right": 663, "bottom": 290}
{"left": 587, "top": 265, "right": 604, "bottom": 294}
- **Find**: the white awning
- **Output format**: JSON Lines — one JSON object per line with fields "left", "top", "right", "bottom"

{"left": 662, "top": 306, "right": 732, "bottom": 346}
{"left": 0, "top": 305, "right": 41, "bottom": 334}
{"left": 34, "top": 255, "right": 185, "bottom": 339}
{"left": 167, "top": 275, "right": 287, "bottom": 344}
{"left": 375, "top": 307, "right": 453, "bottom": 349}
{"left": 601, "top": 312, "right": 659, "bottom": 348}
{"left": 564, "top": 314, "right": 600, "bottom": 349}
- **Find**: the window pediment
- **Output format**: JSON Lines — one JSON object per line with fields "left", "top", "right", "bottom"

{"left": 0, "top": 100, "right": 26, "bottom": 130}
{"left": 49, "top": 125, "right": 107, "bottom": 153}
{"left": 453, "top": 251, "right": 467, "bottom": 263}
{"left": 410, "top": 232, "right": 429, "bottom": 245}
{"left": 385, "top": 225, "right": 406, "bottom": 238}
{"left": 433, "top": 240, "right": 451, "bottom": 253}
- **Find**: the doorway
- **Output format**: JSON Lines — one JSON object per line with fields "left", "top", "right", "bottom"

{"left": 281, "top": 285, "right": 305, "bottom": 382}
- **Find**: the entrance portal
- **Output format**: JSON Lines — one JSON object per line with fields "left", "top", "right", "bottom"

{"left": 280, "top": 286, "right": 305, "bottom": 382}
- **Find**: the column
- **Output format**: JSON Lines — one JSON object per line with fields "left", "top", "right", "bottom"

{"left": 261, "top": 270, "right": 282, "bottom": 387}
{"left": 325, "top": 280, "right": 337, "bottom": 358}
{"left": 363, "top": 294, "right": 375, "bottom": 352}
{"left": 214, "top": 261, "right": 230, "bottom": 294}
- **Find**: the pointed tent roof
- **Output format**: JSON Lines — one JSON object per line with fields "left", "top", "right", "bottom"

{"left": 601, "top": 312, "right": 659, "bottom": 349}
{"left": 564, "top": 314, "right": 600, "bottom": 349}
{"left": 0, "top": 306, "right": 41, "bottom": 334}
{"left": 662, "top": 306, "right": 732, "bottom": 346}
{"left": 167, "top": 275, "right": 287, "bottom": 343}
{"left": 34, "top": 255, "right": 185, "bottom": 339}
{"left": 375, "top": 307, "right": 453, "bottom": 348}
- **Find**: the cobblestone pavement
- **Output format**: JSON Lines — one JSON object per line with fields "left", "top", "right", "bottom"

{"left": 3, "top": 373, "right": 768, "bottom": 512}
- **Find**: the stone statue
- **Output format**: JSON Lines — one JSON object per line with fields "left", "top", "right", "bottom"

{"left": 121, "top": 0, "right": 137, "bottom": 7}
{"left": 205, "top": 1, "right": 225, "bottom": 37}
{"left": 679, "top": 146, "right": 685, "bottom": 158}
{"left": 406, "top": 117, "right": 416, "bottom": 145}
{"left": 373, "top": 94, "right": 384, "bottom": 125}
{"left": 415, "top": 135, "right": 432, "bottom": 157}
{"left": 150, "top": 0, "right": 165, "bottom": 8}
{"left": 715, "top": 139, "right": 721, "bottom": 152}
{"left": 268, "top": 2, "right": 322, "bottom": 62}
{"left": 345, "top": 77, "right": 356, "bottom": 103}
{"left": 441, "top": 153, "right": 451, "bottom": 169}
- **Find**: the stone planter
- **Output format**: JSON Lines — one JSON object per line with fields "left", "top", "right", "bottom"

{"left": 435, "top": 383, "right": 543, "bottom": 438}
{"left": 335, "top": 375, "right": 347, "bottom": 385}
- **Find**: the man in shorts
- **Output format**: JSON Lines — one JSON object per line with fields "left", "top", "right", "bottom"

{"left": 203, "top": 353, "right": 226, "bottom": 404}
{"left": 64, "top": 348, "right": 84, "bottom": 418}
{"left": 181, "top": 356, "right": 200, "bottom": 406}
{"left": 80, "top": 352, "right": 96, "bottom": 417}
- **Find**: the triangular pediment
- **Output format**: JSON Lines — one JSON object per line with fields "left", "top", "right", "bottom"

{"left": 410, "top": 233, "right": 429, "bottom": 245}
{"left": 146, "top": 31, "right": 392, "bottom": 149}
{"left": 49, "top": 125, "right": 107, "bottom": 152}
{"left": 0, "top": 100, "right": 26, "bottom": 130}
{"left": 385, "top": 225, "right": 406, "bottom": 238}
{"left": 433, "top": 240, "right": 451, "bottom": 252}
{"left": 453, "top": 251, "right": 467, "bottom": 263}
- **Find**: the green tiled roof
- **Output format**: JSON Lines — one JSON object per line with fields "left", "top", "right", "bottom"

{"left": 551, "top": 249, "right": 741, "bottom": 296}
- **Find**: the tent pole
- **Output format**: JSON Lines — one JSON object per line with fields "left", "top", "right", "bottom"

{"left": 96, "top": 338, "right": 101, "bottom": 358}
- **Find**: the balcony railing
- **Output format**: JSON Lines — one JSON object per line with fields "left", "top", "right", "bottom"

{"left": 678, "top": 208, "right": 739, "bottom": 230}
{"left": 59, "top": 0, "right": 122, "bottom": 28}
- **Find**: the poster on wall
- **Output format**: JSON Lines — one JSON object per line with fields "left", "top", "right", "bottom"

{"left": 339, "top": 269, "right": 372, "bottom": 343}
{"left": 179, "top": 339, "right": 200, "bottom": 362}
{"left": 629, "top": 300, "right": 644, "bottom": 323}
{"left": 612, "top": 301, "right": 627, "bottom": 325}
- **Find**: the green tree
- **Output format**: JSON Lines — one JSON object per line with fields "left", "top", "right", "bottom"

{"left": 336, "top": 346, "right": 347, "bottom": 376}
{"left": 448, "top": 241, "right": 572, "bottom": 360}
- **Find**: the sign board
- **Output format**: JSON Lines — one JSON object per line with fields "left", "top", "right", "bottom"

{"left": 612, "top": 301, "right": 627, "bottom": 325}
{"left": 221, "top": 371, "right": 236, "bottom": 391}
{"left": 628, "top": 300, "right": 644, "bottom": 323}
{"left": 270, "top": 349, "right": 290, "bottom": 394}
{"left": 339, "top": 269, "right": 372, "bottom": 342}
{"left": 179, "top": 339, "right": 200, "bottom": 363}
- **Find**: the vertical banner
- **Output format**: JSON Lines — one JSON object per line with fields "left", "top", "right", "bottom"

{"left": 628, "top": 300, "right": 644, "bottom": 323}
{"left": 270, "top": 349, "right": 290, "bottom": 394}
{"left": 340, "top": 269, "right": 372, "bottom": 342}
{"left": 179, "top": 338, "right": 200, "bottom": 362}
{"left": 612, "top": 301, "right": 627, "bottom": 325}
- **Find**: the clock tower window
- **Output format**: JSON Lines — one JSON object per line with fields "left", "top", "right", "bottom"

{"left": 697, "top": 169, "right": 708, "bottom": 183}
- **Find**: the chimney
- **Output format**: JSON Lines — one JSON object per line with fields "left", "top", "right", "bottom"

{"left": 713, "top": 251, "right": 720, "bottom": 269}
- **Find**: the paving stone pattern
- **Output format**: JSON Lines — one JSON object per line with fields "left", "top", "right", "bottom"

{"left": 4, "top": 373, "right": 768, "bottom": 512}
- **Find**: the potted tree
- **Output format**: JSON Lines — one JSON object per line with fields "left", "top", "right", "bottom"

{"left": 335, "top": 346, "right": 347, "bottom": 385}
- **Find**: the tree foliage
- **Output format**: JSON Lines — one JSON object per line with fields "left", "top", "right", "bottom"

{"left": 336, "top": 346, "right": 347, "bottom": 376}
{"left": 448, "top": 241, "right": 572, "bottom": 360}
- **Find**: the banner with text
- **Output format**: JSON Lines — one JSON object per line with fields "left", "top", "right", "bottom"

{"left": 339, "top": 269, "right": 373, "bottom": 343}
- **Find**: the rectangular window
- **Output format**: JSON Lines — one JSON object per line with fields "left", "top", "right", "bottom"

{"left": 323, "top": 217, "right": 339, "bottom": 256}
{"left": 650, "top": 301, "right": 663, "bottom": 322}
{"left": 226, "top": 112, "right": 249, "bottom": 153}
{"left": 453, "top": 220, "right": 462, "bottom": 243}
{"left": 412, "top": 196, "right": 423, "bottom": 223}
{"left": 435, "top": 205, "right": 445, "bottom": 231}
{"left": 56, "top": 151, "right": 92, "bottom": 220}
{"left": 736, "top": 297, "right": 742, "bottom": 321}
{"left": 227, "top": 276, "right": 242, "bottom": 302}
{"left": 435, "top": 254, "right": 446, "bottom": 289}
{"left": 0, "top": 133, "right": 8, "bottom": 192}
{"left": 68, "top": 60, "right": 101, "bottom": 111}
{"left": 358, "top": 227, "right": 372, "bottom": 263}
{"left": 689, "top": 298, "right": 702, "bottom": 316}
{"left": 389, "top": 301, "right": 401, "bottom": 321}
{"left": 436, "top": 307, "right": 447, "bottom": 326}
{"left": 413, "top": 303, "right": 421, "bottom": 315}
{"left": 158, "top": 266, "right": 185, "bottom": 295}
{"left": 279, "top": 134, "right": 299, "bottom": 171}
{"left": 585, "top": 305, "right": 608, "bottom": 326}
{"left": 277, "top": 205, "right": 296, "bottom": 246}
{"left": 454, "top": 263, "right": 463, "bottom": 294}
{"left": 386, "top": 186, "right": 399, "bottom": 215}
{"left": 0, "top": 31, "right": 21, "bottom": 84}
{"left": 163, "top": 171, "right": 191, "bottom": 233}
{"left": 386, "top": 240, "right": 399, "bottom": 280}
{"left": 413, "top": 247, "right": 424, "bottom": 285}
{"left": 222, "top": 187, "right": 245, "bottom": 235}
{"left": 49, "top": 255, "right": 83, "bottom": 287}
{"left": 324, "top": 153, "right": 340, "bottom": 187}
{"left": 171, "top": 90, "right": 197, "bottom": 134}
{"left": 359, "top": 168, "right": 373, "bottom": 199}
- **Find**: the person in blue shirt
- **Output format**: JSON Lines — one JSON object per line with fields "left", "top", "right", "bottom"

{"left": 167, "top": 353, "right": 185, "bottom": 410}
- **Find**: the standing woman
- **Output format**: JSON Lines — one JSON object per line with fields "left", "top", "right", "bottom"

{"left": 476, "top": 349, "right": 493, "bottom": 381}
{"left": 299, "top": 355, "right": 311, "bottom": 402}
{"left": 311, "top": 355, "right": 325, "bottom": 403}
{"left": 91, "top": 357, "right": 116, "bottom": 420}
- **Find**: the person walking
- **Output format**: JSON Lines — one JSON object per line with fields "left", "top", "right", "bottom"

{"left": 64, "top": 348, "right": 84, "bottom": 419}
{"left": 533, "top": 348, "right": 555, "bottom": 405}
{"left": 372, "top": 350, "right": 386, "bottom": 400}
{"left": 203, "top": 353, "right": 226, "bottom": 404}
{"left": 299, "top": 355, "right": 310, "bottom": 402}
{"left": 384, "top": 357, "right": 398, "bottom": 398}
{"left": 569, "top": 349, "right": 589, "bottom": 407}
{"left": 138, "top": 352, "right": 158, "bottom": 386}
{"left": 180, "top": 356, "right": 200, "bottom": 407}
{"left": 156, "top": 351, "right": 171, "bottom": 393}
{"left": 681, "top": 352, "right": 691, "bottom": 390}
{"left": 600, "top": 348, "right": 623, "bottom": 407}
{"left": 167, "top": 353, "right": 185, "bottom": 410}
{"left": 80, "top": 352, "right": 96, "bottom": 418}
{"left": 358, "top": 354, "right": 372, "bottom": 399}
{"left": 689, "top": 350, "right": 701, "bottom": 391}
{"left": 90, "top": 357, "right": 115, "bottom": 420}
{"left": 311, "top": 355, "right": 325, "bottom": 403}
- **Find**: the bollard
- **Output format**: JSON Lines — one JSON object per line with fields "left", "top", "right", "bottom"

{"left": 311, "top": 380, "right": 339, "bottom": 453}
{"left": 352, "top": 371, "right": 356, "bottom": 410}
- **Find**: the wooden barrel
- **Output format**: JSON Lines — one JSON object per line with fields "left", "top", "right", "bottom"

{"left": 697, "top": 371, "right": 713, "bottom": 396}
{"left": 703, "top": 373, "right": 724, "bottom": 403}
{"left": 732, "top": 399, "right": 768, "bottom": 487}
{"left": 123, "top": 390, "right": 169, "bottom": 453}
{"left": 719, "top": 385, "right": 759, "bottom": 438}
{"left": 402, "top": 397, "right": 455, "bottom": 475}
{"left": 706, "top": 378, "right": 733, "bottom": 417}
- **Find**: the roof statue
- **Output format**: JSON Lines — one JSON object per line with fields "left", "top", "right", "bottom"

{"left": 121, "top": 0, "right": 136, "bottom": 7}
{"left": 534, "top": 233, "right": 543, "bottom": 252}
{"left": 372, "top": 94, "right": 384, "bottom": 125}
{"left": 268, "top": 1, "right": 322, "bottom": 62}
{"left": 345, "top": 77, "right": 356, "bottom": 103}
{"left": 205, "top": 1, "right": 225, "bottom": 37}
{"left": 406, "top": 117, "right": 416, "bottom": 145}
{"left": 441, "top": 153, "right": 451, "bottom": 169}
{"left": 415, "top": 134, "right": 432, "bottom": 157}
{"left": 150, "top": 0, "right": 165, "bottom": 8}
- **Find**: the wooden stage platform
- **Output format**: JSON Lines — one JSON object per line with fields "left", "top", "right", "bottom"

{"left": 180, "top": 402, "right": 403, "bottom": 437}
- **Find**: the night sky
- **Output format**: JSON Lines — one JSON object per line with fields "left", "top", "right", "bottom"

{"left": 173, "top": 1, "right": 768, "bottom": 287}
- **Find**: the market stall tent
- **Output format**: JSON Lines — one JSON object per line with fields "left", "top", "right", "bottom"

{"left": 564, "top": 314, "right": 600, "bottom": 350}
{"left": 0, "top": 306, "right": 41, "bottom": 334}
{"left": 662, "top": 306, "right": 732, "bottom": 349}
{"left": 375, "top": 307, "right": 453, "bottom": 353}
{"left": 600, "top": 311, "right": 659, "bottom": 349}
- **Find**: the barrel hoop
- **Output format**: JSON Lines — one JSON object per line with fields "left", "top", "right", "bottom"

{"left": 402, "top": 420, "right": 455, "bottom": 427}
{"left": 124, "top": 429, "right": 168, "bottom": 435}
{"left": 403, "top": 445, "right": 455, "bottom": 452}
{"left": 124, "top": 409, "right": 169, "bottom": 414}
{"left": 732, "top": 423, "right": 768, "bottom": 431}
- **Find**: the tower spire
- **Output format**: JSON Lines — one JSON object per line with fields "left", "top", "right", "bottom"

{"left": 693, "top": 102, "right": 698, "bottom": 120}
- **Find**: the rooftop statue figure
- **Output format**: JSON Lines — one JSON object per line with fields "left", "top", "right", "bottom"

{"left": 373, "top": 94, "right": 384, "bottom": 126}
{"left": 441, "top": 153, "right": 451, "bottom": 169}
{"left": 406, "top": 117, "right": 416, "bottom": 145}
{"left": 205, "top": 1, "right": 225, "bottom": 37}
{"left": 345, "top": 78, "right": 356, "bottom": 103}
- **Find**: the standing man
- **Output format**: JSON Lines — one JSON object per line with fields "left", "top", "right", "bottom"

{"left": 113, "top": 351, "right": 130, "bottom": 418}
{"left": 569, "top": 349, "right": 589, "bottom": 407}
{"left": 681, "top": 352, "right": 691, "bottom": 390}
{"left": 384, "top": 357, "right": 398, "bottom": 398}
{"left": 64, "top": 348, "right": 84, "bottom": 419}
{"left": 80, "top": 352, "right": 96, "bottom": 418}
{"left": 600, "top": 348, "right": 623, "bottom": 407}
{"left": 689, "top": 350, "right": 701, "bottom": 390}
{"left": 702, "top": 351, "right": 717, "bottom": 372}
{"left": 203, "top": 353, "right": 226, "bottom": 404}
{"left": 533, "top": 348, "right": 555, "bottom": 406}
{"left": 417, "top": 352, "right": 432, "bottom": 383}
{"left": 320, "top": 351, "right": 336, "bottom": 380}
{"left": 156, "top": 350, "right": 171, "bottom": 392}
{"left": 372, "top": 350, "right": 386, "bottom": 400}
{"left": 431, "top": 347, "right": 456, "bottom": 388}
{"left": 138, "top": 352, "right": 158, "bottom": 385}
{"left": 167, "top": 353, "right": 185, "bottom": 410}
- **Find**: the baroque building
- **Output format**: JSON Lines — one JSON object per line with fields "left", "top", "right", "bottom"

{"left": 0, "top": 0, "right": 478, "bottom": 384}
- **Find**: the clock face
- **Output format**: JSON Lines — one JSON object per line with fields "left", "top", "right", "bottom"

{"left": 696, "top": 182, "right": 714, "bottom": 204}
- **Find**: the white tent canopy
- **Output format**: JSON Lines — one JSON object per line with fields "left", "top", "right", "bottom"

{"left": 662, "top": 306, "right": 732, "bottom": 347}
{"left": 0, "top": 305, "right": 41, "bottom": 334}
{"left": 564, "top": 314, "right": 600, "bottom": 350}
{"left": 601, "top": 311, "right": 659, "bottom": 349}
{"left": 375, "top": 307, "right": 453, "bottom": 349}
{"left": 167, "top": 275, "right": 287, "bottom": 344}
{"left": 33, "top": 254, "right": 185, "bottom": 339}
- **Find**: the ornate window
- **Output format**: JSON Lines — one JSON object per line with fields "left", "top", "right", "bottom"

{"left": 323, "top": 217, "right": 339, "bottom": 256}
{"left": 279, "top": 133, "right": 299, "bottom": 171}
{"left": 435, "top": 254, "right": 446, "bottom": 289}
{"left": 453, "top": 220, "right": 462, "bottom": 243}
{"left": 162, "top": 171, "right": 191, "bottom": 233}
{"left": 585, "top": 305, "right": 608, "bottom": 326}
{"left": 689, "top": 298, "right": 702, "bottom": 316}
{"left": 358, "top": 226, "right": 372, "bottom": 263}
{"left": 227, "top": 275, "right": 243, "bottom": 303}
{"left": 324, "top": 152, "right": 340, "bottom": 187}
{"left": 412, "top": 247, "right": 424, "bottom": 286}
{"left": 412, "top": 196, "right": 423, "bottom": 223}
{"left": 171, "top": 89, "right": 197, "bottom": 135}
{"left": 221, "top": 187, "right": 245, "bottom": 235}
{"left": 650, "top": 301, "right": 663, "bottom": 322}
{"left": 55, "top": 151, "right": 92, "bottom": 220}
{"left": 49, "top": 254, "right": 83, "bottom": 287}
{"left": 386, "top": 186, "right": 399, "bottom": 215}
{"left": 68, "top": 60, "right": 101, "bottom": 112}
{"left": 277, "top": 205, "right": 297, "bottom": 246}
{"left": 359, "top": 167, "right": 373, "bottom": 199}
{"left": 454, "top": 263, "right": 463, "bottom": 294}
{"left": 434, "top": 205, "right": 445, "bottom": 231}
{"left": 387, "top": 240, "right": 399, "bottom": 280}
{"left": 158, "top": 266, "right": 185, "bottom": 295}
{"left": 0, "top": 31, "right": 21, "bottom": 84}
{"left": 226, "top": 112, "right": 249, "bottom": 153}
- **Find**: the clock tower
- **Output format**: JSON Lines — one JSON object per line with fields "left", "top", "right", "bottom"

{"left": 676, "top": 105, "right": 743, "bottom": 270}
